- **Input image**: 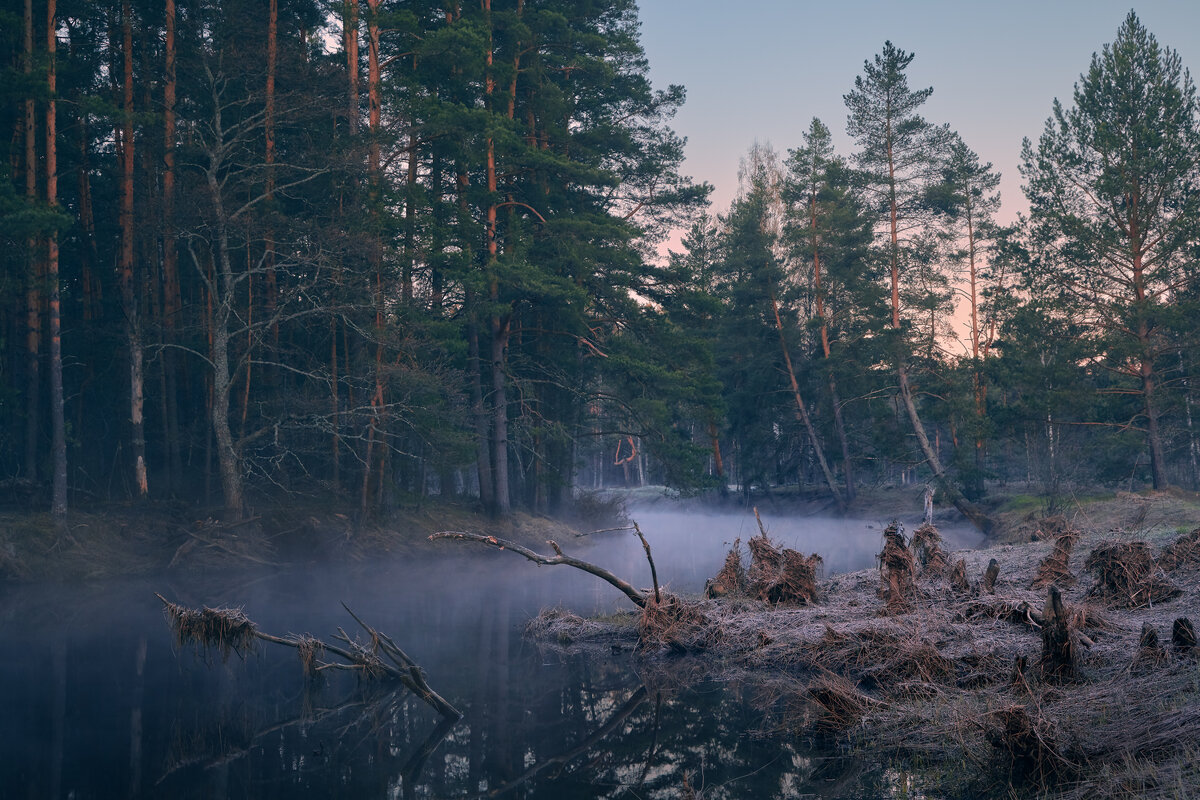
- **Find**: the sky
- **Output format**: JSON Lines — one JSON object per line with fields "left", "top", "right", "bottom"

{"left": 636, "top": 1, "right": 1200, "bottom": 229}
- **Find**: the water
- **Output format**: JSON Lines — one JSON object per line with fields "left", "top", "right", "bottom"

{"left": 0, "top": 510, "right": 978, "bottom": 798}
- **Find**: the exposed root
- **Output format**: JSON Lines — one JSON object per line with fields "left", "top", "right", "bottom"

{"left": 1033, "top": 529, "right": 1078, "bottom": 589}
{"left": 159, "top": 595, "right": 256, "bottom": 661}
{"left": 1085, "top": 541, "right": 1180, "bottom": 608}
{"left": 705, "top": 538, "right": 747, "bottom": 599}
{"left": 746, "top": 533, "right": 821, "bottom": 606}
{"left": 877, "top": 522, "right": 915, "bottom": 613}
{"left": 1158, "top": 526, "right": 1200, "bottom": 571}
{"left": 949, "top": 557, "right": 969, "bottom": 593}
{"left": 910, "top": 523, "right": 948, "bottom": 577}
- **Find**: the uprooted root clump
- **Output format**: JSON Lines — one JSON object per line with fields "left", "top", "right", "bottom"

{"left": 1033, "top": 522, "right": 1080, "bottom": 589}
{"left": 161, "top": 598, "right": 257, "bottom": 660}
{"left": 878, "top": 522, "right": 915, "bottom": 612}
{"left": 1084, "top": 541, "right": 1180, "bottom": 607}
{"left": 521, "top": 507, "right": 1200, "bottom": 798}
{"left": 745, "top": 533, "right": 822, "bottom": 605}
{"left": 705, "top": 538, "right": 747, "bottom": 599}
{"left": 911, "top": 523, "right": 948, "bottom": 577}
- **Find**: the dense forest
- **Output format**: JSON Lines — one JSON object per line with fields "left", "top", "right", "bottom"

{"left": 3, "top": 3, "right": 1199, "bottom": 524}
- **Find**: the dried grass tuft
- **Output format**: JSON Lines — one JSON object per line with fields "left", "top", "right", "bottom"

{"left": 638, "top": 594, "right": 717, "bottom": 652}
{"left": 986, "top": 704, "right": 1074, "bottom": 788}
{"left": 807, "top": 670, "right": 882, "bottom": 731}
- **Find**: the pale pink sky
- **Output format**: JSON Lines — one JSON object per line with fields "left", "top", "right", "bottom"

{"left": 638, "top": 1, "right": 1200, "bottom": 226}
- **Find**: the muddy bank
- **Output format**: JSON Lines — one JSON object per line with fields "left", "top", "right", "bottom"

{"left": 519, "top": 511, "right": 1200, "bottom": 799}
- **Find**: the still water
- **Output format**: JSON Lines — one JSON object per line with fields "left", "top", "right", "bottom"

{"left": 1, "top": 510, "right": 981, "bottom": 798}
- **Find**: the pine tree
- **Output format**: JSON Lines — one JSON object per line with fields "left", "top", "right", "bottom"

{"left": 1021, "top": 12, "right": 1200, "bottom": 490}
{"left": 845, "top": 41, "right": 993, "bottom": 531}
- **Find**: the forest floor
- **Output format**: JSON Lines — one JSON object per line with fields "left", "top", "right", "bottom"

{"left": 523, "top": 488, "right": 1200, "bottom": 799}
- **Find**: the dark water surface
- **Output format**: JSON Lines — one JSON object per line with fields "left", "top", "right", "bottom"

{"left": 2, "top": 510, "right": 975, "bottom": 798}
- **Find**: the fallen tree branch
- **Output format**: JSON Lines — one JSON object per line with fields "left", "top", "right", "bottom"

{"left": 156, "top": 594, "right": 460, "bottom": 718}
{"left": 429, "top": 531, "right": 648, "bottom": 609}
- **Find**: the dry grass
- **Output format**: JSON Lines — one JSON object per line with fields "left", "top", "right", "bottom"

{"left": 521, "top": 493, "right": 1200, "bottom": 798}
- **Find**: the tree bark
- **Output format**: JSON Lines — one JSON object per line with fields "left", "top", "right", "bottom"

{"left": 24, "top": 0, "right": 40, "bottom": 485}
{"left": 810, "top": 193, "right": 855, "bottom": 501}
{"left": 770, "top": 292, "right": 846, "bottom": 511}
{"left": 119, "top": 0, "right": 148, "bottom": 498}
{"left": 46, "top": 0, "right": 66, "bottom": 518}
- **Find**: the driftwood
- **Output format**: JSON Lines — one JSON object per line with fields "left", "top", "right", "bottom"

{"left": 430, "top": 531, "right": 649, "bottom": 608}
{"left": 156, "top": 594, "right": 460, "bottom": 718}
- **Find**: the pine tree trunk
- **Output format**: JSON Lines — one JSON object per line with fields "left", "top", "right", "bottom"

{"left": 119, "top": 0, "right": 148, "bottom": 498}
{"left": 46, "top": 0, "right": 66, "bottom": 519}
{"left": 161, "top": 0, "right": 182, "bottom": 492}
{"left": 344, "top": 0, "right": 359, "bottom": 135}
{"left": 491, "top": 317, "right": 510, "bottom": 514}
{"left": 898, "top": 364, "right": 994, "bottom": 533}
{"left": 206, "top": 168, "right": 245, "bottom": 520}
{"left": 24, "top": 0, "right": 40, "bottom": 485}
{"left": 811, "top": 196, "right": 855, "bottom": 501}
{"left": 467, "top": 312, "right": 494, "bottom": 511}
{"left": 770, "top": 292, "right": 846, "bottom": 510}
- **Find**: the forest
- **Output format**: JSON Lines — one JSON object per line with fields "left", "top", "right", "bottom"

{"left": 4, "top": 2, "right": 1200, "bottom": 525}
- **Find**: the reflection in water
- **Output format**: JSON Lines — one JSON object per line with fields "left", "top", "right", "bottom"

{"left": 0, "top": 512, "right": 954, "bottom": 798}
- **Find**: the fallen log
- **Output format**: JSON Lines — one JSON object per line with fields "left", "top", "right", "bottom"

{"left": 156, "top": 594, "right": 460, "bottom": 719}
{"left": 429, "top": 531, "right": 648, "bottom": 608}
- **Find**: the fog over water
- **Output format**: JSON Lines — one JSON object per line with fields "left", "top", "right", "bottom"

{"left": 0, "top": 506, "right": 985, "bottom": 796}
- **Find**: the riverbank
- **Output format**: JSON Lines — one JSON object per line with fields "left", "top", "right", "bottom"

{"left": 520, "top": 495, "right": 1200, "bottom": 799}
{"left": 4, "top": 486, "right": 1198, "bottom": 585}
{"left": 0, "top": 498, "right": 593, "bottom": 583}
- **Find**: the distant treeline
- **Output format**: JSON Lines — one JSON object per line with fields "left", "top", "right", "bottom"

{"left": 2, "top": 4, "right": 1198, "bottom": 520}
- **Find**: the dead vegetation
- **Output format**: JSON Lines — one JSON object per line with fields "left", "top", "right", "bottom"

{"left": 1084, "top": 541, "right": 1180, "bottom": 608}
{"left": 501, "top": 504, "right": 1200, "bottom": 799}
{"left": 157, "top": 595, "right": 460, "bottom": 718}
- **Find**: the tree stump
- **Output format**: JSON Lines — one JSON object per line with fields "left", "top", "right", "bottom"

{"left": 1039, "top": 585, "right": 1074, "bottom": 682}
{"left": 1174, "top": 617, "right": 1196, "bottom": 655}
{"left": 981, "top": 558, "right": 1000, "bottom": 594}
